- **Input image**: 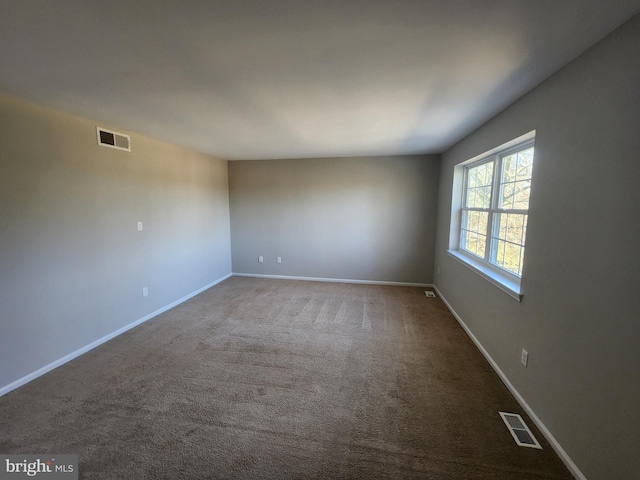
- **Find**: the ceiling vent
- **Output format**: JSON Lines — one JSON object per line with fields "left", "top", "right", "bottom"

{"left": 97, "top": 127, "right": 131, "bottom": 152}
{"left": 499, "top": 412, "right": 542, "bottom": 449}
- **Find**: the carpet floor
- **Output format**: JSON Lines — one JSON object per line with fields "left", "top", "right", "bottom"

{"left": 0, "top": 277, "right": 573, "bottom": 479}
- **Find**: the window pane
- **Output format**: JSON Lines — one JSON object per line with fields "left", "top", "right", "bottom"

{"left": 466, "top": 161, "right": 494, "bottom": 208}
{"left": 470, "top": 188, "right": 479, "bottom": 208}
{"left": 504, "top": 242, "right": 523, "bottom": 275}
{"left": 467, "top": 188, "right": 476, "bottom": 208}
{"left": 494, "top": 240, "right": 524, "bottom": 276}
{"left": 500, "top": 183, "right": 515, "bottom": 209}
{"left": 482, "top": 163, "right": 492, "bottom": 185}
{"left": 467, "top": 232, "right": 478, "bottom": 254}
{"left": 491, "top": 213, "right": 528, "bottom": 277}
{"left": 463, "top": 210, "right": 488, "bottom": 234}
{"left": 512, "top": 180, "right": 531, "bottom": 209}
{"left": 481, "top": 186, "right": 491, "bottom": 208}
{"left": 478, "top": 162, "right": 493, "bottom": 186}
{"left": 502, "top": 153, "right": 517, "bottom": 182}
{"left": 468, "top": 168, "right": 479, "bottom": 188}
{"left": 469, "top": 187, "right": 490, "bottom": 208}
{"left": 495, "top": 239, "right": 506, "bottom": 266}
{"left": 462, "top": 231, "right": 488, "bottom": 258}
{"left": 477, "top": 233, "right": 487, "bottom": 257}
{"left": 495, "top": 213, "right": 527, "bottom": 245}
{"left": 461, "top": 210, "right": 489, "bottom": 257}
{"left": 516, "top": 148, "right": 534, "bottom": 181}
{"left": 470, "top": 211, "right": 481, "bottom": 232}
{"left": 499, "top": 146, "right": 534, "bottom": 210}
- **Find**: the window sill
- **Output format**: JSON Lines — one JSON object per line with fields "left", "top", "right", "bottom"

{"left": 447, "top": 250, "right": 523, "bottom": 302}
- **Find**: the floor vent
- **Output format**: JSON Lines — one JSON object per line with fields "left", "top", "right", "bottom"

{"left": 424, "top": 291, "right": 436, "bottom": 298}
{"left": 97, "top": 127, "right": 131, "bottom": 152}
{"left": 499, "top": 412, "right": 542, "bottom": 449}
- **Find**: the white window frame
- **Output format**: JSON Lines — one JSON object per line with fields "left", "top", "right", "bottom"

{"left": 447, "top": 131, "right": 536, "bottom": 301}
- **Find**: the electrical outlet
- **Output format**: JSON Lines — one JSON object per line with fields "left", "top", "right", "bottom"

{"left": 142, "top": 287, "right": 149, "bottom": 297}
{"left": 258, "top": 256, "right": 264, "bottom": 263}
{"left": 137, "top": 221, "right": 143, "bottom": 231}
{"left": 277, "top": 256, "right": 282, "bottom": 264}
{"left": 521, "top": 349, "right": 528, "bottom": 367}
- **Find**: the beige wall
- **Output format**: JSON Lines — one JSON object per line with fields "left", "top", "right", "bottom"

{"left": 434, "top": 15, "right": 640, "bottom": 480}
{"left": 0, "top": 95, "right": 231, "bottom": 389}
{"left": 229, "top": 155, "right": 439, "bottom": 284}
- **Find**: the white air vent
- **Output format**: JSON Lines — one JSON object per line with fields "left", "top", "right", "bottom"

{"left": 425, "top": 291, "right": 436, "bottom": 298}
{"left": 97, "top": 127, "right": 131, "bottom": 152}
{"left": 499, "top": 412, "right": 542, "bottom": 449}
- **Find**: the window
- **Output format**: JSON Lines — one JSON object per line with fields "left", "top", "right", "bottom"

{"left": 448, "top": 133, "right": 535, "bottom": 300}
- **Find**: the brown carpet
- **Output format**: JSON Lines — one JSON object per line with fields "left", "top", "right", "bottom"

{"left": 0, "top": 277, "right": 573, "bottom": 479}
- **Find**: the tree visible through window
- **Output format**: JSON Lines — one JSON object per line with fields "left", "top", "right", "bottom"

{"left": 460, "top": 140, "right": 534, "bottom": 277}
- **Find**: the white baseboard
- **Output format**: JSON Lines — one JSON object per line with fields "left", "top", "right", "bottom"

{"left": 233, "top": 272, "right": 434, "bottom": 288}
{"left": 433, "top": 286, "right": 586, "bottom": 480}
{"left": 0, "top": 273, "right": 232, "bottom": 398}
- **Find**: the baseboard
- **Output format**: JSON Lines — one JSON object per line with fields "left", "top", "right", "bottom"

{"left": 233, "top": 272, "right": 434, "bottom": 288}
{"left": 0, "top": 273, "right": 232, "bottom": 398}
{"left": 433, "top": 286, "right": 587, "bottom": 480}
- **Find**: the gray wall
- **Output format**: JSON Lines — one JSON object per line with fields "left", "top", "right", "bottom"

{"left": 434, "top": 15, "right": 640, "bottom": 480}
{"left": 0, "top": 95, "right": 231, "bottom": 389}
{"left": 229, "top": 156, "right": 439, "bottom": 284}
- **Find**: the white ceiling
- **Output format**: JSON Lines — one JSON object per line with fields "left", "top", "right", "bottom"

{"left": 1, "top": 1, "right": 638, "bottom": 160}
